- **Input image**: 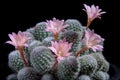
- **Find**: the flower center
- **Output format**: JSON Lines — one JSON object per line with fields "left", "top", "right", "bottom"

{"left": 88, "top": 42, "right": 93, "bottom": 47}
{"left": 59, "top": 51, "right": 63, "bottom": 56}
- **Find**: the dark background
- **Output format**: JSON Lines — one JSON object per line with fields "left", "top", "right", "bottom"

{"left": 0, "top": 0, "right": 119, "bottom": 80}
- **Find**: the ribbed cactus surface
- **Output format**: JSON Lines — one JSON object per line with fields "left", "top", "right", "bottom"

{"left": 8, "top": 50, "right": 25, "bottom": 72}
{"left": 17, "top": 67, "right": 38, "bottom": 80}
{"left": 56, "top": 56, "right": 80, "bottom": 80}
{"left": 30, "top": 46, "right": 55, "bottom": 75}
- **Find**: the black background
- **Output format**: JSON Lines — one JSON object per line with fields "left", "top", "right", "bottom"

{"left": 0, "top": 0, "right": 119, "bottom": 80}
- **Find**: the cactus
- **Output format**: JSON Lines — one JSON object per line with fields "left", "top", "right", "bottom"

{"left": 65, "top": 19, "right": 83, "bottom": 32}
{"left": 23, "top": 32, "right": 35, "bottom": 55}
{"left": 91, "top": 71, "right": 108, "bottom": 80}
{"left": 6, "top": 7, "right": 110, "bottom": 79}
{"left": 8, "top": 50, "right": 25, "bottom": 72}
{"left": 34, "top": 22, "right": 50, "bottom": 41}
{"left": 60, "top": 30, "right": 79, "bottom": 43}
{"left": 104, "top": 72, "right": 110, "bottom": 80}
{"left": 26, "top": 27, "right": 35, "bottom": 35}
{"left": 99, "top": 60, "right": 110, "bottom": 72}
{"left": 17, "top": 67, "right": 38, "bottom": 80}
{"left": 78, "top": 75, "right": 91, "bottom": 80}
{"left": 7, "top": 74, "right": 17, "bottom": 80}
{"left": 77, "top": 55, "right": 97, "bottom": 75}
{"left": 70, "top": 40, "right": 80, "bottom": 55}
{"left": 56, "top": 56, "right": 80, "bottom": 80}
{"left": 28, "top": 40, "right": 43, "bottom": 53}
{"left": 41, "top": 73, "right": 54, "bottom": 80}
{"left": 42, "top": 37, "right": 54, "bottom": 46}
{"left": 30, "top": 46, "right": 55, "bottom": 75}
{"left": 60, "top": 30, "right": 81, "bottom": 55}
{"left": 90, "top": 53, "right": 106, "bottom": 71}
{"left": 64, "top": 19, "right": 84, "bottom": 55}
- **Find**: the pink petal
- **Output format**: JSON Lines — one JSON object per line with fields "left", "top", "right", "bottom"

{"left": 24, "top": 44, "right": 28, "bottom": 47}
{"left": 92, "top": 47, "right": 97, "bottom": 52}
{"left": 8, "top": 34, "right": 16, "bottom": 44}
{"left": 84, "top": 4, "right": 91, "bottom": 13}
{"left": 85, "top": 30, "right": 90, "bottom": 41}
{"left": 63, "top": 52, "right": 71, "bottom": 57}
{"left": 6, "top": 41, "right": 16, "bottom": 47}
{"left": 95, "top": 45, "right": 103, "bottom": 51}
{"left": 57, "top": 57, "right": 64, "bottom": 63}
{"left": 7, "top": 31, "right": 28, "bottom": 49}
{"left": 91, "top": 5, "right": 96, "bottom": 14}
{"left": 48, "top": 47, "right": 58, "bottom": 56}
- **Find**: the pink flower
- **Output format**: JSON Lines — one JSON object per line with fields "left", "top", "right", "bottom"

{"left": 45, "top": 18, "right": 69, "bottom": 36}
{"left": 84, "top": 30, "right": 104, "bottom": 52}
{"left": 48, "top": 39, "right": 72, "bottom": 62}
{"left": 83, "top": 4, "right": 106, "bottom": 27}
{"left": 6, "top": 31, "right": 29, "bottom": 49}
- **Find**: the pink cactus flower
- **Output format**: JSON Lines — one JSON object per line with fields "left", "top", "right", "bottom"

{"left": 6, "top": 31, "right": 29, "bottom": 66}
{"left": 45, "top": 18, "right": 69, "bottom": 40}
{"left": 83, "top": 4, "right": 106, "bottom": 27}
{"left": 84, "top": 30, "right": 104, "bottom": 52}
{"left": 6, "top": 31, "right": 29, "bottom": 49}
{"left": 48, "top": 39, "right": 72, "bottom": 62}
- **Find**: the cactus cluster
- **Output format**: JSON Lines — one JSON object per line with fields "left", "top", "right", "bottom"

{"left": 6, "top": 4, "right": 109, "bottom": 80}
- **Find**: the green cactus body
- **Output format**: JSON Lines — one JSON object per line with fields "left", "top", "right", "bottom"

{"left": 65, "top": 19, "right": 84, "bottom": 40}
{"left": 99, "top": 60, "right": 110, "bottom": 72}
{"left": 70, "top": 40, "right": 80, "bottom": 55}
{"left": 60, "top": 30, "right": 79, "bottom": 43}
{"left": 90, "top": 53, "right": 105, "bottom": 71}
{"left": 41, "top": 73, "right": 54, "bottom": 80}
{"left": 91, "top": 71, "right": 107, "bottom": 80}
{"left": 77, "top": 55, "right": 97, "bottom": 75}
{"left": 17, "top": 67, "right": 38, "bottom": 80}
{"left": 24, "top": 32, "right": 35, "bottom": 45}
{"left": 57, "top": 56, "right": 80, "bottom": 80}
{"left": 78, "top": 75, "right": 91, "bottom": 80}
{"left": 63, "top": 19, "right": 86, "bottom": 55}
{"left": 65, "top": 19, "right": 83, "bottom": 32}
{"left": 104, "top": 72, "right": 110, "bottom": 80}
{"left": 26, "top": 27, "right": 35, "bottom": 35}
{"left": 7, "top": 74, "right": 17, "bottom": 80}
{"left": 60, "top": 30, "right": 81, "bottom": 55}
{"left": 8, "top": 50, "right": 25, "bottom": 72}
{"left": 42, "top": 37, "right": 54, "bottom": 47}
{"left": 34, "top": 22, "right": 49, "bottom": 41}
{"left": 24, "top": 40, "right": 43, "bottom": 66}
{"left": 28, "top": 40, "right": 43, "bottom": 53}
{"left": 30, "top": 46, "right": 55, "bottom": 75}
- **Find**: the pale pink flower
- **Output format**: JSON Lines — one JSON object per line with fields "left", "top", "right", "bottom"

{"left": 48, "top": 39, "right": 72, "bottom": 62}
{"left": 83, "top": 4, "right": 106, "bottom": 27}
{"left": 45, "top": 18, "right": 69, "bottom": 36}
{"left": 84, "top": 30, "right": 104, "bottom": 52}
{"left": 6, "top": 31, "right": 29, "bottom": 49}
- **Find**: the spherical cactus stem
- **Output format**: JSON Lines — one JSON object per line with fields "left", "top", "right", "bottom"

{"left": 75, "top": 46, "right": 88, "bottom": 57}
{"left": 18, "top": 47, "right": 27, "bottom": 67}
